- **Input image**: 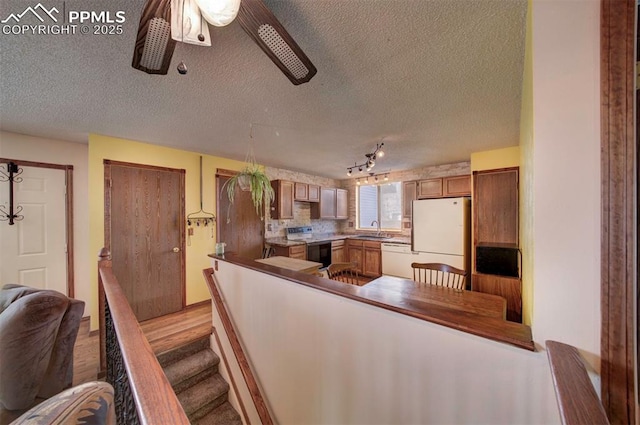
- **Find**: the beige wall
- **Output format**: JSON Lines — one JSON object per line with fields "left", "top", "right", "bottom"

{"left": 0, "top": 131, "right": 91, "bottom": 313}
{"left": 214, "top": 259, "right": 560, "bottom": 424}
{"left": 531, "top": 0, "right": 601, "bottom": 372}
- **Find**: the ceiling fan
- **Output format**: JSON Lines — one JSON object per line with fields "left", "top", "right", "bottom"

{"left": 131, "top": 0, "right": 317, "bottom": 85}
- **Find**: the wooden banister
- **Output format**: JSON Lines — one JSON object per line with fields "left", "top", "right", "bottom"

{"left": 98, "top": 248, "right": 189, "bottom": 425}
{"left": 546, "top": 340, "right": 609, "bottom": 425}
{"left": 203, "top": 267, "right": 274, "bottom": 425}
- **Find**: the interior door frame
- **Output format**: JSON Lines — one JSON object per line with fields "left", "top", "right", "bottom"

{"left": 600, "top": 0, "right": 636, "bottom": 422}
{"left": 104, "top": 159, "right": 186, "bottom": 312}
{"left": 0, "top": 157, "right": 74, "bottom": 297}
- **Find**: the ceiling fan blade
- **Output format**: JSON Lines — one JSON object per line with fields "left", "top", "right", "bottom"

{"left": 237, "top": 0, "right": 317, "bottom": 85}
{"left": 132, "top": 0, "right": 177, "bottom": 75}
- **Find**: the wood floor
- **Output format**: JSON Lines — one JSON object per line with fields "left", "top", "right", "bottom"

{"left": 73, "top": 301, "right": 213, "bottom": 385}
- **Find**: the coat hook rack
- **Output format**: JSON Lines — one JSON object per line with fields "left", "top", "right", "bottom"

{"left": 0, "top": 162, "right": 24, "bottom": 225}
{"left": 187, "top": 156, "right": 216, "bottom": 233}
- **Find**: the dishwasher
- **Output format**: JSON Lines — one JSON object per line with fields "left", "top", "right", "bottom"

{"left": 381, "top": 243, "right": 419, "bottom": 279}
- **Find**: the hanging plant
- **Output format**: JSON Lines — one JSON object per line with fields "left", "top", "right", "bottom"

{"left": 222, "top": 159, "right": 274, "bottom": 223}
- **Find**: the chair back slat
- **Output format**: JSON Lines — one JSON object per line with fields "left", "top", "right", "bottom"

{"left": 411, "top": 262, "right": 466, "bottom": 290}
{"left": 327, "top": 262, "right": 360, "bottom": 285}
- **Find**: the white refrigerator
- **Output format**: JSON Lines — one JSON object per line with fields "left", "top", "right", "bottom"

{"left": 411, "top": 197, "right": 470, "bottom": 272}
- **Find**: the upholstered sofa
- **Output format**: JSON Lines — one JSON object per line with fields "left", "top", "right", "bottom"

{"left": 0, "top": 284, "right": 85, "bottom": 411}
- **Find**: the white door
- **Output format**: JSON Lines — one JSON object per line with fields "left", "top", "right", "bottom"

{"left": 0, "top": 165, "right": 67, "bottom": 294}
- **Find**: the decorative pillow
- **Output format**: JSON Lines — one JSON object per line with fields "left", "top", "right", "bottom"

{"left": 11, "top": 381, "right": 116, "bottom": 425}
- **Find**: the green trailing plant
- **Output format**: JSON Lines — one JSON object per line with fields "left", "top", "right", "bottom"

{"left": 222, "top": 160, "right": 274, "bottom": 223}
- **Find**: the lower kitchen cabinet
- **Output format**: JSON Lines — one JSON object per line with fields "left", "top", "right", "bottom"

{"left": 347, "top": 239, "right": 364, "bottom": 274}
{"left": 272, "top": 244, "right": 306, "bottom": 260}
{"left": 331, "top": 240, "right": 345, "bottom": 263}
{"left": 347, "top": 239, "right": 381, "bottom": 278}
{"left": 363, "top": 241, "right": 382, "bottom": 277}
{"left": 472, "top": 273, "right": 522, "bottom": 323}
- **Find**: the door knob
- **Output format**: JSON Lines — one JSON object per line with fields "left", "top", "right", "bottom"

{"left": 172, "top": 247, "right": 180, "bottom": 253}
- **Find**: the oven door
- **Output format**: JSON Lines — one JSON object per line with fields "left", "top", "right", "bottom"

{"left": 307, "top": 242, "right": 331, "bottom": 268}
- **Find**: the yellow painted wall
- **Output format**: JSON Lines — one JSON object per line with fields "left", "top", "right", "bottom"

{"left": 470, "top": 146, "right": 520, "bottom": 171}
{"left": 519, "top": 0, "right": 534, "bottom": 326}
{"left": 88, "top": 134, "right": 248, "bottom": 330}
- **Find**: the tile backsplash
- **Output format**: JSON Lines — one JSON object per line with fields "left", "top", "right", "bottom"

{"left": 264, "top": 166, "right": 342, "bottom": 238}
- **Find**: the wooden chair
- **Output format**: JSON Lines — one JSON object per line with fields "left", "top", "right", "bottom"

{"left": 327, "top": 262, "right": 360, "bottom": 285}
{"left": 411, "top": 262, "right": 467, "bottom": 289}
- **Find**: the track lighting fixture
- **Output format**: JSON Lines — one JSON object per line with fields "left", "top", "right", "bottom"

{"left": 346, "top": 142, "right": 385, "bottom": 176}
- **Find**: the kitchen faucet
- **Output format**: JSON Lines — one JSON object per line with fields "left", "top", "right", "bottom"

{"left": 371, "top": 220, "right": 381, "bottom": 236}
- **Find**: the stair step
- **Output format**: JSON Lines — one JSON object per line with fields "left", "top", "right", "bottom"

{"left": 164, "top": 348, "right": 219, "bottom": 391}
{"left": 157, "top": 336, "right": 211, "bottom": 367}
{"left": 193, "top": 401, "right": 243, "bottom": 425}
{"left": 177, "top": 373, "right": 230, "bottom": 421}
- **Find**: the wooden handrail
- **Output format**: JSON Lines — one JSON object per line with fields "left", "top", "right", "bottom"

{"left": 203, "top": 267, "right": 274, "bottom": 425}
{"left": 98, "top": 248, "right": 189, "bottom": 425}
{"left": 546, "top": 340, "right": 609, "bottom": 425}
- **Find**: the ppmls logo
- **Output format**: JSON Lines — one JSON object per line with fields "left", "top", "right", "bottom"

{"left": 1, "top": 3, "right": 59, "bottom": 23}
{"left": 2, "top": 2, "right": 126, "bottom": 36}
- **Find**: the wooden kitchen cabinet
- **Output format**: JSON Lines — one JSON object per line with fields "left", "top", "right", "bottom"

{"left": 294, "top": 183, "right": 320, "bottom": 202}
{"left": 331, "top": 240, "right": 346, "bottom": 263}
{"left": 270, "top": 180, "right": 294, "bottom": 219}
{"left": 417, "top": 175, "right": 470, "bottom": 199}
{"left": 472, "top": 273, "right": 521, "bottom": 322}
{"left": 472, "top": 167, "right": 520, "bottom": 322}
{"left": 474, "top": 168, "right": 519, "bottom": 245}
{"left": 272, "top": 244, "right": 306, "bottom": 260}
{"left": 294, "top": 182, "right": 308, "bottom": 201}
{"left": 417, "top": 178, "right": 443, "bottom": 199}
{"left": 403, "top": 181, "right": 417, "bottom": 219}
{"left": 336, "top": 189, "right": 348, "bottom": 219}
{"left": 311, "top": 187, "right": 348, "bottom": 219}
{"left": 363, "top": 240, "right": 382, "bottom": 277}
{"left": 308, "top": 184, "right": 320, "bottom": 202}
{"left": 443, "top": 175, "right": 471, "bottom": 197}
{"left": 346, "top": 239, "right": 364, "bottom": 274}
{"left": 347, "top": 239, "right": 381, "bottom": 278}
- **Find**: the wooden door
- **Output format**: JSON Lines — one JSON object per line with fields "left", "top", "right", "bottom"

{"left": 105, "top": 161, "right": 185, "bottom": 322}
{"left": 217, "top": 172, "right": 264, "bottom": 260}
{"left": 0, "top": 163, "right": 69, "bottom": 294}
{"left": 417, "top": 178, "right": 443, "bottom": 199}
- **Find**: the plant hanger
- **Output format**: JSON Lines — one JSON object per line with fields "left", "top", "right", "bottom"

{"left": 187, "top": 155, "right": 216, "bottom": 229}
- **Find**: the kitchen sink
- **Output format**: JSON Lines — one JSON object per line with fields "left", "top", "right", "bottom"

{"left": 353, "top": 235, "right": 389, "bottom": 240}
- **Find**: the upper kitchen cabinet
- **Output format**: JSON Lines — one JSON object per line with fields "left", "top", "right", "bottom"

{"left": 336, "top": 188, "right": 348, "bottom": 219}
{"left": 403, "top": 181, "right": 417, "bottom": 219}
{"left": 443, "top": 175, "right": 471, "bottom": 197}
{"left": 294, "top": 182, "right": 320, "bottom": 202}
{"left": 417, "top": 178, "right": 443, "bottom": 199}
{"left": 417, "top": 175, "right": 471, "bottom": 199}
{"left": 270, "top": 180, "right": 294, "bottom": 219}
{"left": 473, "top": 168, "right": 519, "bottom": 245}
{"left": 311, "top": 187, "right": 348, "bottom": 219}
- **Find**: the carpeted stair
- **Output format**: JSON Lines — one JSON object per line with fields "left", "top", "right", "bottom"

{"left": 158, "top": 336, "right": 242, "bottom": 424}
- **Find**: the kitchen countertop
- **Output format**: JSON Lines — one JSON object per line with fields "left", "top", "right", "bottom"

{"left": 265, "top": 234, "right": 411, "bottom": 247}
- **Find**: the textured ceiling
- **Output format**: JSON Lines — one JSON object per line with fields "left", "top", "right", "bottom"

{"left": 0, "top": 0, "right": 527, "bottom": 179}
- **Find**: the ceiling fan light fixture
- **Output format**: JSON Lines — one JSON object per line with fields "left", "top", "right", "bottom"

{"left": 195, "top": 0, "right": 241, "bottom": 27}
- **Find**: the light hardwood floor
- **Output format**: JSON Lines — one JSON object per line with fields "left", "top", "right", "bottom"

{"left": 73, "top": 301, "right": 213, "bottom": 385}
